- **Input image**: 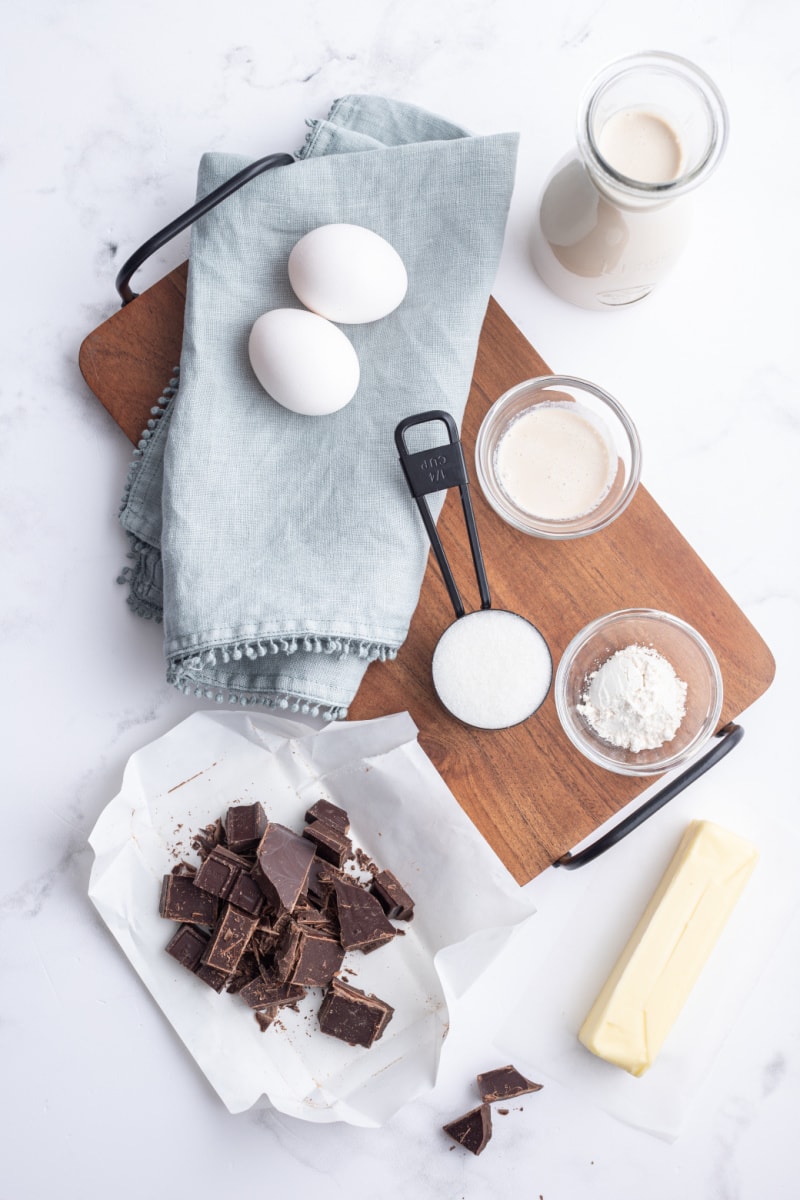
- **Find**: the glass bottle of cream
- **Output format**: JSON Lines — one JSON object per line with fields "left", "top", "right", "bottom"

{"left": 531, "top": 51, "right": 728, "bottom": 310}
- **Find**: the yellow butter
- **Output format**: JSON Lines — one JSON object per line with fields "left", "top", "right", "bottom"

{"left": 578, "top": 819, "right": 758, "bottom": 1077}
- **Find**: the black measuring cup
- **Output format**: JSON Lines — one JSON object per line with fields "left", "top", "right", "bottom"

{"left": 395, "top": 410, "right": 552, "bottom": 730}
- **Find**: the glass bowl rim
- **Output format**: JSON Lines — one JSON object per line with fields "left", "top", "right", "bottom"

{"left": 577, "top": 50, "right": 729, "bottom": 200}
{"left": 474, "top": 374, "right": 643, "bottom": 540}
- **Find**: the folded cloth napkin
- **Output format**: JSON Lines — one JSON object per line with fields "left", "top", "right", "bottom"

{"left": 118, "top": 95, "right": 518, "bottom": 719}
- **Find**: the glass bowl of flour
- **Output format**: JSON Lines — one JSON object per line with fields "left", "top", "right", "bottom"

{"left": 555, "top": 609, "right": 723, "bottom": 775}
{"left": 474, "top": 376, "right": 642, "bottom": 539}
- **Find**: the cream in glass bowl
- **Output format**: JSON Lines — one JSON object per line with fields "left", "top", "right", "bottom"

{"left": 474, "top": 375, "right": 642, "bottom": 539}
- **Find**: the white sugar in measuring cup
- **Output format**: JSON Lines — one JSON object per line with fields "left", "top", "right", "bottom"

{"left": 395, "top": 411, "right": 552, "bottom": 730}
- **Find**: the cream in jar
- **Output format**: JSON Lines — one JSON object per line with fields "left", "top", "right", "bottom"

{"left": 494, "top": 402, "right": 615, "bottom": 522}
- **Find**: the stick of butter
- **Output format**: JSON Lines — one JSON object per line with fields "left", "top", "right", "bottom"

{"left": 578, "top": 819, "right": 758, "bottom": 1077}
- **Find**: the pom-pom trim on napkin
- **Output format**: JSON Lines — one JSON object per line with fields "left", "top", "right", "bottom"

{"left": 167, "top": 636, "right": 398, "bottom": 721}
{"left": 165, "top": 667, "right": 350, "bottom": 721}
{"left": 116, "top": 371, "right": 179, "bottom": 622}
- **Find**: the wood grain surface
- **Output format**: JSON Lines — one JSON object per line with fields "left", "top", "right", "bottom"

{"left": 80, "top": 264, "right": 775, "bottom": 882}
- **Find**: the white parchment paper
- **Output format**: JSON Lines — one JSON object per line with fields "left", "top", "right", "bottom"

{"left": 88, "top": 709, "right": 536, "bottom": 1126}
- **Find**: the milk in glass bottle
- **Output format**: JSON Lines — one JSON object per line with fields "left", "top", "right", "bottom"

{"left": 531, "top": 52, "right": 728, "bottom": 310}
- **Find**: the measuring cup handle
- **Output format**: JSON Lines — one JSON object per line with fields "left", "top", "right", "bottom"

{"left": 395, "top": 410, "right": 491, "bottom": 618}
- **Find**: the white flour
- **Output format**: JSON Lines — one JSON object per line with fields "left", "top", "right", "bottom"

{"left": 577, "top": 643, "right": 687, "bottom": 752}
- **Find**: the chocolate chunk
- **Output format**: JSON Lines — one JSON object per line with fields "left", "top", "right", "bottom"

{"left": 191, "top": 818, "right": 225, "bottom": 860}
{"left": 194, "top": 845, "right": 250, "bottom": 900}
{"left": 332, "top": 878, "right": 396, "bottom": 953}
{"left": 289, "top": 929, "right": 345, "bottom": 988}
{"left": 442, "top": 1104, "right": 492, "bottom": 1155}
{"left": 306, "top": 859, "right": 346, "bottom": 907}
{"left": 302, "top": 820, "right": 353, "bottom": 868}
{"left": 225, "top": 950, "right": 262, "bottom": 994}
{"left": 165, "top": 923, "right": 209, "bottom": 971}
{"left": 304, "top": 800, "right": 350, "bottom": 833}
{"left": 193, "top": 961, "right": 229, "bottom": 992}
{"left": 273, "top": 921, "right": 303, "bottom": 982}
{"left": 254, "top": 823, "right": 316, "bottom": 912}
{"left": 238, "top": 968, "right": 305, "bottom": 1010}
{"left": 251, "top": 925, "right": 279, "bottom": 963}
{"left": 477, "top": 1065, "right": 543, "bottom": 1103}
{"left": 273, "top": 917, "right": 343, "bottom": 986}
{"left": 201, "top": 904, "right": 259, "bottom": 974}
{"left": 225, "top": 801, "right": 268, "bottom": 853}
{"left": 159, "top": 874, "right": 219, "bottom": 925}
{"left": 317, "top": 977, "right": 393, "bottom": 1047}
{"left": 370, "top": 869, "right": 415, "bottom": 921}
{"left": 255, "top": 1007, "right": 279, "bottom": 1031}
{"left": 227, "top": 870, "right": 265, "bottom": 917}
{"left": 294, "top": 905, "right": 338, "bottom": 934}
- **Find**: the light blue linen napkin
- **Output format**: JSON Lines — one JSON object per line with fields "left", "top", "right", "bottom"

{"left": 119, "top": 95, "right": 518, "bottom": 718}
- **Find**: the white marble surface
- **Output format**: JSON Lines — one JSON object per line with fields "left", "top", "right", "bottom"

{"left": 3, "top": 1, "right": 798, "bottom": 1196}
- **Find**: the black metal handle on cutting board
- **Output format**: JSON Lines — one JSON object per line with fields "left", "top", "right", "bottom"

{"left": 554, "top": 721, "right": 744, "bottom": 869}
{"left": 395, "top": 410, "right": 491, "bottom": 619}
{"left": 115, "top": 151, "right": 295, "bottom": 306}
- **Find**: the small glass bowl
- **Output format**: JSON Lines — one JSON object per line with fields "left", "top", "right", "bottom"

{"left": 555, "top": 608, "right": 723, "bottom": 776}
{"left": 474, "top": 375, "right": 642, "bottom": 539}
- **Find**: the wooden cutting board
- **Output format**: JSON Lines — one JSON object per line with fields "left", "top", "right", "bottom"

{"left": 80, "top": 263, "right": 775, "bottom": 882}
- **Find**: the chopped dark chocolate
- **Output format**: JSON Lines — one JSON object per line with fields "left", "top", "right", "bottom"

{"left": 290, "top": 929, "right": 345, "bottom": 988}
{"left": 225, "top": 950, "right": 262, "bottom": 994}
{"left": 165, "top": 923, "right": 209, "bottom": 972}
{"left": 442, "top": 1104, "right": 492, "bottom": 1155}
{"left": 477, "top": 1065, "right": 543, "bottom": 1103}
{"left": 304, "top": 799, "right": 350, "bottom": 833}
{"left": 227, "top": 870, "right": 265, "bottom": 917}
{"left": 332, "top": 878, "right": 396, "bottom": 954}
{"left": 171, "top": 861, "right": 196, "bottom": 877}
{"left": 254, "top": 822, "right": 316, "bottom": 912}
{"left": 159, "top": 873, "right": 220, "bottom": 925}
{"left": 238, "top": 968, "right": 305, "bottom": 1010}
{"left": 225, "top": 801, "right": 268, "bottom": 853}
{"left": 273, "top": 921, "right": 303, "bottom": 982}
{"left": 193, "top": 961, "right": 229, "bottom": 993}
{"left": 370, "top": 869, "right": 415, "bottom": 921}
{"left": 194, "top": 845, "right": 249, "bottom": 900}
{"left": 273, "top": 916, "right": 344, "bottom": 987}
{"left": 254, "top": 1007, "right": 279, "bottom": 1031}
{"left": 317, "top": 977, "right": 393, "bottom": 1047}
{"left": 302, "top": 820, "right": 353, "bottom": 868}
{"left": 191, "top": 818, "right": 225, "bottom": 860}
{"left": 251, "top": 925, "right": 279, "bottom": 963}
{"left": 162, "top": 801, "right": 414, "bottom": 1053}
{"left": 293, "top": 905, "right": 338, "bottom": 934}
{"left": 201, "top": 904, "right": 259, "bottom": 974}
{"left": 306, "top": 859, "right": 346, "bottom": 907}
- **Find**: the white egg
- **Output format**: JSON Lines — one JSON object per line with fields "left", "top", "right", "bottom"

{"left": 288, "top": 223, "right": 408, "bottom": 324}
{"left": 248, "top": 308, "right": 360, "bottom": 416}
